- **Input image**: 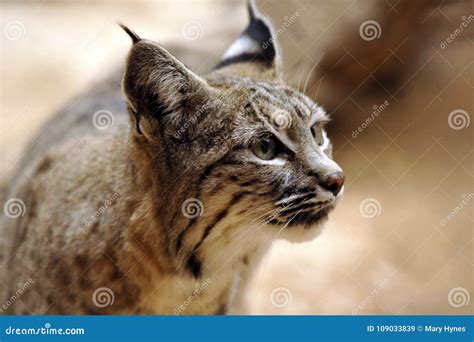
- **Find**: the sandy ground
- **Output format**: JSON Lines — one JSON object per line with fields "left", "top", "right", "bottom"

{"left": 1, "top": 0, "right": 472, "bottom": 314}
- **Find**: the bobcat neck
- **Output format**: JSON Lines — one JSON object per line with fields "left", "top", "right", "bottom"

{"left": 124, "top": 175, "right": 273, "bottom": 314}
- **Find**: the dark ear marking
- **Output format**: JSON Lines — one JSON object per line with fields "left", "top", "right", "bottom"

{"left": 121, "top": 35, "right": 210, "bottom": 139}
{"left": 215, "top": 0, "right": 278, "bottom": 69}
{"left": 118, "top": 23, "right": 141, "bottom": 44}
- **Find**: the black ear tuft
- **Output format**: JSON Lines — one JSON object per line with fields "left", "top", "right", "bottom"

{"left": 118, "top": 23, "right": 141, "bottom": 44}
{"left": 215, "top": 0, "right": 277, "bottom": 69}
{"left": 247, "top": 0, "right": 256, "bottom": 20}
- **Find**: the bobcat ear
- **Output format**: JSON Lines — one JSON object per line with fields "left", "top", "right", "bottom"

{"left": 121, "top": 31, "right": 209, "bottom": 138}
{"left": 215, "top": 1, "right": 280, "bottom": 71}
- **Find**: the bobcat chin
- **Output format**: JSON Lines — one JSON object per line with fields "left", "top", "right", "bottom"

{"left": 0, "top": 2, "right": 343, "bottom": 315}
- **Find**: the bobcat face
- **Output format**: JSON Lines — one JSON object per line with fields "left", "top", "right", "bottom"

{"left": 120, "top": 3, "right": 344, "bottom": 276}
{"left": 200, "top": 76, "right": 344, "bottom": 232}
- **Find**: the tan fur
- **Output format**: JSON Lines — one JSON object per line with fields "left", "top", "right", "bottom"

{"left": 0, "top": 6, "right": 344, "bottom": 315}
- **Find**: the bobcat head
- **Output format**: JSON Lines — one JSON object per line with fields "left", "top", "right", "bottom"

{"left": 120, "top": 3, "right": 344, "bottom": 277}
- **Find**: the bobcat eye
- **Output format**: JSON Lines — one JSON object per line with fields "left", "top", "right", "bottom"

{"left": 252, "top": 137, "right": 276, "bottom": 160}
{"left": 311, "top": 125, "right": 324, "bottom": 146}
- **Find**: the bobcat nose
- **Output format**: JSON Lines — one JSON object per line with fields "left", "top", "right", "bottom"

{"left": 321, "top": 172, "right": 345, "bottom": 196}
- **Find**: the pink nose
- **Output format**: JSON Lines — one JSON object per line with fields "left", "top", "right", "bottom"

{"left": 322, "top": 172, "right": 345, "bottom": 196}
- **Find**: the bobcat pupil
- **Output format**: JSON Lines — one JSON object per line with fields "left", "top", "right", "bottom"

{"left": 252, "top": 136, "right": 276, "bottom": 160}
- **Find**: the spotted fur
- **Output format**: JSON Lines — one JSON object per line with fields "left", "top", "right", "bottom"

{"left": 0, "top": 2, "right": 343, "bottom": 315}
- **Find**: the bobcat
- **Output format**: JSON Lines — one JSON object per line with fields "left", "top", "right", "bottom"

{"left": 0, "top": 3, "right": 344, "bottom": 315}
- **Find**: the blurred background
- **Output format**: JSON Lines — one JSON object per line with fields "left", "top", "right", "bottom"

{"left": 1, "top": 0, "right": 472, "bottom": 314}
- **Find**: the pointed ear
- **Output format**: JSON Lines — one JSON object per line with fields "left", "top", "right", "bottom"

{"left": 120, "top": 27, "right": 210, "bottom": 139}
{"left": 215, "top": 1, "right": 281, "bottom": 72}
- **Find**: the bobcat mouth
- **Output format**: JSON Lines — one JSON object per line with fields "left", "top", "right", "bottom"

{"left": 267, "top": 192, "right": 335, "bottom": 226}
